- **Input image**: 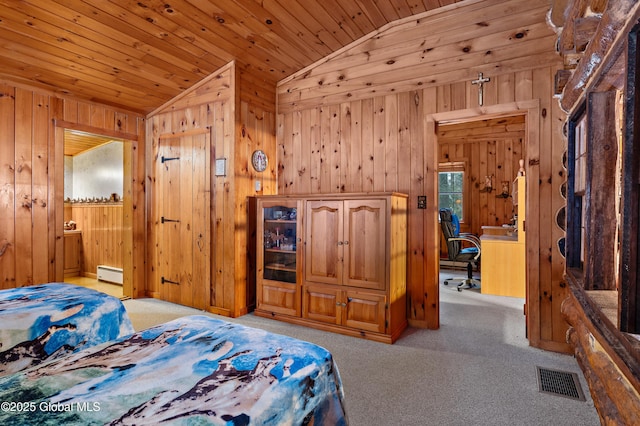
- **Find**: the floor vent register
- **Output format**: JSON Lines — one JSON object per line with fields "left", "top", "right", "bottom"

{"left": 536, "top": 366, "right": 586, "bottom": 401}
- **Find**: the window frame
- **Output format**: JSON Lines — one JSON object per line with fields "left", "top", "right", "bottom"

{"left": 438, "top": 162, "right": 466, "bottom": 223}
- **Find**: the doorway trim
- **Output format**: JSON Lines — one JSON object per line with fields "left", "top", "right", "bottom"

{"left": 425, "top": 100, "right": 540, "bottom": 342}
{"left": 54, "top": 120, "right": 143, "bottom": 299}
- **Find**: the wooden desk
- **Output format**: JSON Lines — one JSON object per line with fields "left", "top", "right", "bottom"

{"left": 480, "top": 234, "right": 525, "bottom": 298}
{"left": 480, "top": 176, "right": 526, "bottom": 298}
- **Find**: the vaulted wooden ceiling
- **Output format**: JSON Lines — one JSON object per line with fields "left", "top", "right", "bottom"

{"left": 0, "top": 0, "right": 467, "bottom": 114}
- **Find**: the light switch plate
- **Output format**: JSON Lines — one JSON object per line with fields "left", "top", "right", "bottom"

{"left": 417, "top": 196, "right": 426, "bottom": 209}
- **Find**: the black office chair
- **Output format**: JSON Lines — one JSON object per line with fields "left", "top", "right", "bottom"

{"left": 439, "top": 208, "right": 481, "bottom": 291}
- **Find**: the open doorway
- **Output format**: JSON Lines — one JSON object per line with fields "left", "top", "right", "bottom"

{"left": 427, "top": 102, "right": 537, "bottom": 338}
{"left": 62, "top": 129, "right": 126, "bottom": 299}
{"left": 436, "top": 114, "right": 525, "bottom": 292}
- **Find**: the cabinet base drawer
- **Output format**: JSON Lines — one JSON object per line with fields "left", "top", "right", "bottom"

{"left": 254, "top": 309, "right": 407, "bottom": 344}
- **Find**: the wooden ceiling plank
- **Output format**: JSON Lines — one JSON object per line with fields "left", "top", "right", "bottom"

{"left": 280, "top": 0, "right": 548, "bottom": 88}
{"left": 147, "top": 0, "right": 308, "bottom": 75}
{"left": 314, "top": 0, "right": 374, "bottom": 39}
{"left": 278, "top": 40, "right": 560, "bottom": 111}
{"left": 352, "top": 0, "right": 396, "bottom": 29}
{"left": 279, "top": 11, "right": 553, "bottom": 95}
{"left": 2, "top": 1, "right": 211, "bottom": 90}
{"left": 0, "top": 35, "right": 175, "bottom": 103}
{"left": 422, "top": 0, "right": 444, "bottom": 10}
{"left": 55, "top": 0, "right": 219, "bottom": 80}
{"left": 267, "top": 0, "right": 362, "bottom": 47}
{"left": 245, "top": 0, "right": 336, "bottom": 62}
{"left": 266, "top": 0, "right": 344, "bottom": 53}
{"left": 0, "top": 25, "right": 184, "bottom": 101}
{"left": 0, "top": 54, "right": 165, "bottom": 112}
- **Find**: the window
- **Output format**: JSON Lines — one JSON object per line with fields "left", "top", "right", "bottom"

{"left": 572, "top": 114, "right": 587, "bottom": 269}
{"left": 439, "top": 163, "right": 465, "bottom": 221}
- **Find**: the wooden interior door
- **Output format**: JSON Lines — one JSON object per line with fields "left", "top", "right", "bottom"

{"left": 343, "top": 199, "right": 386, "bottom": 290}
{"left": 305, "top": 200, "right": 343, "bottom": 285}
{"left": 158, "top": 131, "right": 210, "bottom": 308}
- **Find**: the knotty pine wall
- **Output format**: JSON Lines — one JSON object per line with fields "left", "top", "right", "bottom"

{"left": 68, "top": 203, "right": 124, "bottom": 277}
{"left": 276, "top": 0, "right": 569, "bottom": 352}
{"left": 146, "top": 62, "right": 276, "bottom": 316}
{"left": 0, "top": 82, "right": 145, "bottom": 296}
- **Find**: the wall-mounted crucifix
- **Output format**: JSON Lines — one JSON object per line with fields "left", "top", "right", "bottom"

{"left": 471, "top": 72, "right": 491, "bottom": 106}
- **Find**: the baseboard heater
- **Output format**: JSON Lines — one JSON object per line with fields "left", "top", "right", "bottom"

{"left": 97, "top": 265, "right": 123, "bottom": 285}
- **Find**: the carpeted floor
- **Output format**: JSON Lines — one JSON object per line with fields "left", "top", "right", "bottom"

{"left": 122, "top": 271, "right": 600, "bottom": 426}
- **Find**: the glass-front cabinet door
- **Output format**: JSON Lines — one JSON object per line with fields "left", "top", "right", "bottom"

{"left": 256, "top": 199, "right": 302, "bottom": 316}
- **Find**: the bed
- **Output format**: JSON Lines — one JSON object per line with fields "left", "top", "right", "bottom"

{"left": 0, "top": 283, "right": 134, "bottom": 377}
{"left": 0, "top": 315, "right": 348, "bottom": 425}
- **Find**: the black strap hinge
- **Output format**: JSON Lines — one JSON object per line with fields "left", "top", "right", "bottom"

{"left": 161, "top": 216, "right": 180, "bottom": 224}
{"left": 161, "top": 276, "right": 180, "bottom": 285}
{"left": 161, "top": 156, "right": 180, "bottom": 163}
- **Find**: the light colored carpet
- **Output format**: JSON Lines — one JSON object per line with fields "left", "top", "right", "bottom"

{"left": 122, "top": 273, "right": 600, "bottom": 426}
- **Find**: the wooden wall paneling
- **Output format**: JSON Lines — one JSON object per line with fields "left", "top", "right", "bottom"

{"left": 409, "top": 89, "right": 425, "bottom": 324}
{"left": 361, "top": 98, "right": 374, "bottom": 192}
{"left": 280, "top": 111, "right": 294, "bottom": 192}
{"left": 0, "top": 84, "right": 16, "bottom": 289}
{"left": 147, "top": 119, "right": 161, "bottom": 298}
{"left": 292, "top": 111, "right": 309, "bottom": 191}
{"left": 49, "top": 99, "right": 64, "bottom": 284}
{"left": 494, "top": 139, "right": 505, "bottom": 225}
{"left": 30, "top": 92, "right": 50, "bottom": 284}
{"left": 329, "top": 104, "right": 341, "bottom": 192}
{"left": 15, "top": 89, "right": 33, "bottom": 286}
{"left": 212, "top": 101, "right": 226, "bottom": 311}
{"left": 384, "top": 95, "right": 398, "bottom": 191}
{"left": 478, "top": 139, "right": 489, "bottom": 231}
{"left": 340, "top": 103, "right": 351, "bottom": 192}
{"left": 123, "top": 122, "right": 144, "bottom": 298}
{"left": 373, "top": 96, "right": 387, "bottom": 192}
{"left": 53, "top": 114, "right": 65, "bottom": 283}
{"left": 488, "top": 140, "right": 498, "bottom": 225}
{"left": 423, "top": 86, "right": 440, "bottom": 328}
{"left": 90, "top": 104, "right": 105, "bottom": 129}
{"left": 0, "top": 83, "right": 143, "bottom": 291}
{"left": 191, "top": 128, "right": 210, "bottom": 311}
{"left": 397, "top": 92, "right": 412, "bottom": 195}
{"left": 297, "top": 109, "right": 311, "bottom": 193}
{"left": 181, "top": 134, "right": 195, "bottom": 308}
{"left": 309, "top": 107, "right": 322, "bottom": 194}
{"left": 198, "top": 105, "right": 212, "bottom": 310}
{"left": 236, "top": 101, "right": 251, "bottom": 315}
{"left": 498, "top": 73, "right": 516, "bottom": 104}
{"left": 515, "top": 70, "right": 534, "bottom": 102}
{"left": 524, "top": 100, "right": 541, "bottom": 348}
{"left": 436, "top": 84, "right": 452, "bottom": 112}
{"left": 75, "top": 103, "right": 90, "bottom": 126}
{"left": 70, "top": 204, "right": 124, "bottom": 277}
{"left": 319, "top": 106, "right": 331, "bottom": 193}
{"left": 535, "top": 66, "right": 569, "bottom": 351}
{"left": 348, "top": 101, "right": 362, "bottom": 193}
{"left": 222, "top": 96, "right": 235, "bottom": 313}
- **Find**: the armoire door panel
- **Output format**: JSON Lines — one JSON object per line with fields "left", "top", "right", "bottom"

{"left": 305, "top": 200, "right": 343, "bottom": 285}
{"left": 344, "top": 200, "right": 386, "bottom": 290}
{"left": 303, "top": 284, "right": 340, "bottom": 325}
{"left": 344, "top": 291, "right": 386, "bottom": 333}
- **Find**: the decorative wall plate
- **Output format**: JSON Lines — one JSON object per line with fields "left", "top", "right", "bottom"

{"left": 251, "top": 149, "right": 268, "bottom": 172}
